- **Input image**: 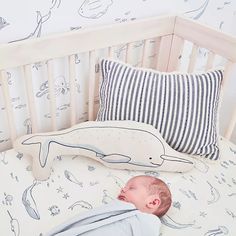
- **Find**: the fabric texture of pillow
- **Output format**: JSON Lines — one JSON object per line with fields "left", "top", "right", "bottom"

{"left": 97, "top": 59, "right": 223, "bottom": 161}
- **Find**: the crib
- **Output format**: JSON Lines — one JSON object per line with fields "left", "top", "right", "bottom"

{"left": 0, "top": 14, "right": 236, "bottom": 235}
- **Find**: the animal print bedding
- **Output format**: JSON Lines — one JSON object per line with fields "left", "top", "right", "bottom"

{"left": 0, "top": 137, "right": 236, "bottom": 236}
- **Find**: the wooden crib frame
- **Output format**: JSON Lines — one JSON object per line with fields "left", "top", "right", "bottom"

{"left": 0, "top": 15, "right": 236, "bottom": 150}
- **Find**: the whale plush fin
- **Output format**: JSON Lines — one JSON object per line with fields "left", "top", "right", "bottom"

{"left": 96, "top": 153, "right": 105, "bottom": 158}
{"left": 100, "top": 154, "right": 131, "bottom": 163}
{"left": 160, "top": 155, "right": 194, "bottom": 164}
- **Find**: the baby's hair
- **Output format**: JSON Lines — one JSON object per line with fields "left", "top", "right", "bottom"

{"left": 142, "top": 175, "right": 172, "bottom": 217}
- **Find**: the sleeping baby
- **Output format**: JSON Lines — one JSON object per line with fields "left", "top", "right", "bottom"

{"left": 46, "top": 175, "right": 172, "bottom": 236}
{"left": 117, "top": 175, "right": 172, "bottom": 217}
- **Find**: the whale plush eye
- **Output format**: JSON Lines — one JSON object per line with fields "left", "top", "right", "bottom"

{"left": 149, "top": 157, "right": 152, "bottom": 160}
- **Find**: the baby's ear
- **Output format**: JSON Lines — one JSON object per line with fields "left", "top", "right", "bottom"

{"left": 146, "top": 195, "right": 161, "bottom": 209}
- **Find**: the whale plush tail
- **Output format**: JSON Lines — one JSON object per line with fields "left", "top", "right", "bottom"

{"left": 19, "top": 136, "right": 52, "bottom": 168}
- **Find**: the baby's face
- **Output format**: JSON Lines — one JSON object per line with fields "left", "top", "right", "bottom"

{"left": 117, "top": 176, "right": 151, "bottom": 212}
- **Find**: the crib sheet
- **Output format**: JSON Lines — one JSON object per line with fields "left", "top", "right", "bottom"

{"left": 1, "top": 137, "right": 236, "bottom": 236}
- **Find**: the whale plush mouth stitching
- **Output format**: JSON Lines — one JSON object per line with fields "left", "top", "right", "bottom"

{"left": 150, "top": 161, "right": 164, "bottom": 167}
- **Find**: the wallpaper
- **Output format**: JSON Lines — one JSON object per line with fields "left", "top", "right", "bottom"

{"left": 0, "top": 0, "right": 236, "bottom": 150}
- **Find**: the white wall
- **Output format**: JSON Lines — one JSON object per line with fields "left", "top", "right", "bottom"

{"left": 0, "top": 0, "right": 236, "bottom": 143}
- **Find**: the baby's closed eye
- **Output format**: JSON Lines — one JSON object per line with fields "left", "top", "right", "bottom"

{"left": 129, "top": 186, "right": 136, "bottom": 190}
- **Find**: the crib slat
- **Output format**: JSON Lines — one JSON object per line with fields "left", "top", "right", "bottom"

{"left": 0, "top": 70, "right": 17, "bottom": 143}
{"left": 167, "top": 35, "right": 184, "bottom": 72}
{"left": 148, "top": 37, "right": 161, "bottom": 69}
{"left": 141, "top": 39, "right": 148, "bottom": 67}
{"left": 222, "top": 61, "right": 235, "bottom": 139}
{"left": 156, "top": 35, "right": 173, "bottom": 71}
{"left": 47, "top": 60, "right": 57, "bottom": 131}
{"left": 108, "top": 47, "right": 114, "bottom": 58}
{"left": 68, "top": 55, "right": 77, "bottom": 126}
{"left": 88, "top": 51, "right": 96, "bottom": 121}
{"left": 187, "top": 44, "right": 198, "bottom": 73}
{"left": 222, "top": 60, "right": 234, "bottom": 88}
{"left": 205, "top": 51, "right": 215, "bottom": 71}
{"left": 225, "top": 108, "right": 236, "bottom": 140}
{"left": 125, "top": 43, "right": 132, "bottom": 63}
{"left": 22, "top": 65, "right": 38, "bottom": 133}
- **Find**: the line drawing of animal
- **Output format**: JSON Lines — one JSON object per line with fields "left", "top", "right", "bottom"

{"left": 78, "top": 0, "right": 113, "bottom": 19}
{"left": 36, "top": 76, "right": 69, "bottom": 99}
{"left": 102, "top": 189, "right": 114, "bottom": 204}
{"left": 207, "top": 181, "right": 220, "bottom": 205}
{"left": 204, "top": 226, "right": 229, "bottom": 236}
{"left": 24, "top": 118, "right": 32, "bottom": 134}
{"left": 8, "top": 0, "right": 61, "bottom": 43}
{"left": 184, "top": 0, "right": 210, "bottom": 20}
{"left": 194, "top": 158, "right": 209, "bottom": 173}
{"left": 160, "top": 215, "right": 197, "bottom": 229}
{"left": 107, "top": 173, "right": 125, "bottom": 189}
{"left": 0, "top": 152, "right": 8, "bottom": 165}
{"left": 50, "top": 0, "right": 62, "bottom": 10}
{"left": 64, "top": 170, "right": 83, "bottom": 187}
{"left": 22, "top": 181, "right": 41, "bottom": 220}
{"left": 9, "top": 11, "right": 51, "bottom": 43}
{"left": 0, "top": 17, "right": 10, "bottom": 30}
{"left": 14, "top": 121, "right": 194, "bottom": 180}
{"left": 7, "top": 210, "right": 20, "bottom": 236}
{"left": 229, "top": 147, "right": 236, "bottom": 155}
{"left": 68, "top": 200, "right": 93, "bottom": 211}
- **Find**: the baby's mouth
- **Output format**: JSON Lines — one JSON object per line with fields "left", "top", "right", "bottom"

{"left": 118, "top": 195, "right": 126, "bottom": 201}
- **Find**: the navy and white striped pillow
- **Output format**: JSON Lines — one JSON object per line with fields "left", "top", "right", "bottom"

{"left": 97, "top": 59, "right": 223, "bottom": 160}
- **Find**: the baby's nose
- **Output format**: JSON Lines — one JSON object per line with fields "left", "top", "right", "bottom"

{"left": 121, "top": 187, "right": 127, "bottom": 193}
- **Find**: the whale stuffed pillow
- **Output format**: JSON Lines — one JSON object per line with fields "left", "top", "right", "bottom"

{"left": 13, "top": 120, "right": 194, "bottom": 180}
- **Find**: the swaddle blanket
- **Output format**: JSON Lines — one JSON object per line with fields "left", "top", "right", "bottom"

{"left": 45, "top": 200, "right": 161, "bottom": 236}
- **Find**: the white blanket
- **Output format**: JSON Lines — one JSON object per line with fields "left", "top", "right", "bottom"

{"left": 45, "top": 200, "right": 161, "bottom": 236}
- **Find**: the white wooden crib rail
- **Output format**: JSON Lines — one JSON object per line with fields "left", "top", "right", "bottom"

{"left": 0, "top": 15, "right": 236, "bottom": 151}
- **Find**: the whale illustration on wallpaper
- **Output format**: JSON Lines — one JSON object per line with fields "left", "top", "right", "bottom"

{"left": 78, "top": 0, "right": 113, "bottom": 19}
{"left": 8, "top": 0, "right": 62, "bottom": 43}
{"left": 0, "top": 17, "right": 10, "bottom": 31}
{"left": 184, "top": 0, "right": 209, "bottom": 20}
{"left": 14, "top": 121, "right": 194, "bottom": 180}
{"left": 9, "top": 11, "right": 51, "bottom": 43}
{"left": 51, "top": 0, "right": 62, "bottom": 9}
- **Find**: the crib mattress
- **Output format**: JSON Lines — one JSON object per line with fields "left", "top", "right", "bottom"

{"left": 1, "top": 137, "right": 236, "bottom": 236}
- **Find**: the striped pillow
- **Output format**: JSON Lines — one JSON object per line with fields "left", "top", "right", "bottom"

{"left": 97, "top": 59, "right": 223, "bottom": 160}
